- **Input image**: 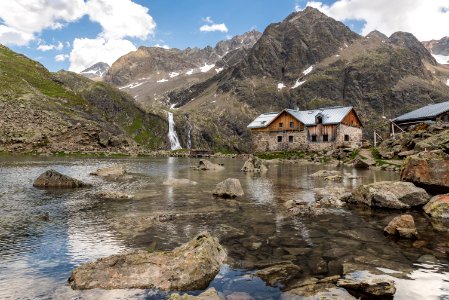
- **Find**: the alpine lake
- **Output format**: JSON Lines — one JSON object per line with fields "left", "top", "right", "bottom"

{"left": 0, "top": 156, "right": 448, "bottom": 299}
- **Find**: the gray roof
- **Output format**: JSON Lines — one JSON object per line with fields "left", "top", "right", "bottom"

{"left": 247, "top": 106, "right": 355, "bottom": 129}
{"left": 393, "top": 101, "right": 449, "bottom": 122}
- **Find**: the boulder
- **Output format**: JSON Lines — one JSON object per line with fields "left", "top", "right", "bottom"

{"left": 97, "top": 191, "right": 134, "bottom": 200}
{"left": 169, "top": 288, "right": 222, "bottom": 300}
{"left": 254, "top": 263, "right": 302, "bottom": 286}
{"left": 163, "top": 178, "right": 198, "bottom": 186}
{"left": 90, "top": 164, "right": 126, "bottom": 178}
{"left": 213, "top": 178, "right": 244, "bottom": 198}
{"left": 283, "top": 283, "right": 356, "bottom": 299}
{"left": 194, "top": 159, "right": 224, "bottom": 171}
{"left": 384, "top": 215, "right": 418, "bottom": 238}
{"left": 241, "top": 156, "right": 268, "bottom": 173}
{"left": 324, "top": 175, "right": 343, "bottom": 182}
{"left": 401, "top": 150, "right": 449, "bottom": 193}
{"left": 309, "top": 170, "right": 341, "bottom": 178}
{"left": 33, "top": 170, "right": 91, "bottom": 189}
{"left": 68, "top": 232, "right": 226, "bottom": 290}
{"left": 353, "top": 157, "right": 370, "bottom": 169}
{"left": 423, "top": 194, "right": 449, "bottom": 219}
{"left": 348, "top": 181, "right": 430, "bottom": 209}
{"left": 337, "top": 271, "right": 396, "bottom": 297}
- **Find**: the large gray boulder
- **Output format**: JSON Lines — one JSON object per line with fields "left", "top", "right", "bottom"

{"left": 241, "top": 156, "right": 268, "bottom": 173}
{"left": 348, "top": 181, "right": 430, "bottom": 209}
{"left": 337, "top": 271, "right": 396, "bottom": 297}
{"left": 90, "top": 164, "right": 127, "bottom": 178}
{"left": 68, "top": 232, "right": 226, "bottom": 290}
{"left": 213, "top": 178, "right": 244, "bottom": 198}
{"left": 33, "top": 170, "right": 91, "bottom": 189}
{"left": 384, "top": 214, "right": 418, "bottom": 238}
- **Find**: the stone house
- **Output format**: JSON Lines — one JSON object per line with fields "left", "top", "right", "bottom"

{"left": 247, "top": 106, "right": 362, "bottom": 152}
{"left": 391, "top": 101, "right": 449, "bottom": 132}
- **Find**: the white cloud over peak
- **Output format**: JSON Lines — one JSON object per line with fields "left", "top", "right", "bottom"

{"left": 154, "top": 44, "right": 170, "bottom": 49}
{"left": 69, "top": 38, "right": 136, "bottom": 72}
{"left": 55, "top": 54, "right": 69, "bottom": 62}
{"left": 37, "top": 42, "right": 64, "bottom": 52}
{"left": 199, "top": 16, "right": 228, "bottom": 33}
{"left": 85, "top": 0, "right": 156, "bottom": 40}
{"left": 304, "top": 0, "right": 449, "bottom": 40}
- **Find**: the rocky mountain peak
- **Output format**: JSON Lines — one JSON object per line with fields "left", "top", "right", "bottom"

{"left": 80, "top": 62, "right": 110, "bottom": 79}
{"left": 388, "top": 31, "right": 437, "bottom": 65}
{"left": 215, "top": 30, "right": 262, "bottom": 56}
{"left": 422, "top": 36, "right": 449, "bottom": 64}
{"left": 366, "top": 30, "right": 388, "bottom": 41}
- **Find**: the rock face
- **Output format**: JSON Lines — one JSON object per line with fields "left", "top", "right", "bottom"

{"left": 33, "top": 170, "right": 90, "bottom": 189}
{"left": 337, "top": 272, "right": 396, "bottom": 296}
{"left": 384, "top": 215, "right": 418, "bottom": 238}
{"left": 255, "top": 263, "right": 302, "bottom": 286}
{"left": 194, "top": 159, "right": 224, "bottom": 171}
{"left": 69, "top": 232, "right": 226, "bottom": 290}
{"left": 401, "top": 150, "right": 449, "bottom": 193}
{"left": 241, "top": 156, "right": 267, "bottom": 173}
{"left": 423, "top": 194, "right": 449, "bottom": 219}
{"left": 348, "top": 181, "right": 429, "bottom": 209}
{"left": 213, "top": 178, "right": 244, "bottom": 198}
{"left": 80, "top": 62, "right": 110, "bottom": 79}
{"left": 90, "top": 165, "right": 127, "bottom": 178}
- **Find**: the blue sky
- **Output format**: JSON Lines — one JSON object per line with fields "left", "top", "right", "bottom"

{"left": 1, "top": 0, "right": 447, "bottom": 72}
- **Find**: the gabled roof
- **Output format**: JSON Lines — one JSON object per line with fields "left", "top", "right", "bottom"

{"left": 393, "top": 101, "right": 449, "bottom": 123}
{"left": 247, "top": 106, "right": 356, "bottom": 129}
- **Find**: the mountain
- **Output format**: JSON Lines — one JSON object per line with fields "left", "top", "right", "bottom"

{"left": 165, "top": 7, "right": 449, "bottom": 152}
{"left": 0, "top": 45, "right": 167, "bottom": 154}
{"left": 103, "top": 30, "right": 262, "bottom": 107}
{"left": 423, "top": 37, "right": 449, "bottom": 64}
{"left": 80, "top": 62, "right": 110, "bottom": 80}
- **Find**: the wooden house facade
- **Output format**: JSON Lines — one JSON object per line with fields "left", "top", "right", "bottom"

{"left": 247, "top": 106, "right": 362, "bottom": 152}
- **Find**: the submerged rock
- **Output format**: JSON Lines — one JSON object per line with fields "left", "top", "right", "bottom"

{"left": 163, "top": 178, "right": 198, "bottom": 186}
{"left": 241, "top": 156, "right": 268, "bottom": 173}
{"left": 283, "top": 283, "right": 356, "bottom": 299}
{"left": 309, "top": 170, "right": 341, "bottom": 178}
{"left": 97, "top": 191, "right": 134, "bottom": 200}
{"left": 33, "top": 170, "right": 91, "bottom": 189}
{"left": 423, "top": 194, "right": 449, "bottom": 219}
{"left": 90, "top": 164, "right": 127, "bottom": 178}
{"left": 401, "top": 150, "right": 449, "bottom": 193}
{"left": 169, "top": 287, "right": 222, "bottom": 300}
{"left": 255, "top": 263, "right": 302, "bottom": 286}
{"left": 313, "top": 187, "right": 350, "bottom": 208}
{"left": 213, "top": 178, "right": 244, "bottom": 198}
{"left": 348, "top": 181, "right": 429, "bottom": 209}
{"left": 68, "top": 232, "right": 227, "bottom": 290}
{"left": 337, "top": 271, "right": 396, "bottom": 296}
{"left": 384, "top": 214, "right": 418, "bottom": 238}
{"left": 193, "top": 159, "right": 224, "bottom": 171}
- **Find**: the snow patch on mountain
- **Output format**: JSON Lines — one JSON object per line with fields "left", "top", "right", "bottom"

{"left": 119, "top": 82, "right": 144, "bottom": 89}
{"left": 277, "top": 83, "right": 286, "bottom": 90}
{"left": 292, "top": 80, "right": 306, "bottom": 89}
{"left": 433, "top": 54, "right": 449, "bottom": 64}
{"left": 157, "top": 79, "right": 168, "bottom": 83}
{"left": 215, "top": 67, "right": 224, "bottom": 73}
{"left": 303, "top": 66, "right": 313, "bottom": 75}
{"left": 169, "top": 72, "right": 180, "bottom": 78}
{"left": 186, "top": 69, "right": 194, "bottom": 75}
{"left": 200, "top": 63, "right": 215, "bottom": 73}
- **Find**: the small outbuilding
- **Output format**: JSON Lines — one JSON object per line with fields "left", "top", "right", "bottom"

{"left": 247, "top": 106, "right": 362, "bottom": 152}
{"left": 391, "top": 101, "right": 449, "bottom": 132}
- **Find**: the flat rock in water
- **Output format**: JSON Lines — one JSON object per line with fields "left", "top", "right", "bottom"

{"left": 337, "top": 271, "right": 396, "bottom": 297}
{"left": 169, "top": 287, "right": 222, "bottom": 300}
{"left": 309, "top": 170, "right": 341, "bottom": 178}
{"left": 68, "top": 232, "right": 226, "bottom": 290}
{"left": 97, "top": 191, "right": 134, "bottom": 200}
{"left": 255, "top": 262, "right": 302, "bottom": 286}
{"left": 283, "top": 283, "right": 356, "bottom": 299}
{"left": 213, "top": 178, "right": 244, "bottom": 198}
{"left": 90, "top": 164, "right": 126, "bottom": 178}
{"left": 423, "top": 194, "right": 449, "bottom": 219}
{"left": 401, "top": 150, "right": 449, "bottom": 193}
{"left": 241, "top": 156, "right": 268, "bottom": 173}
{"left": 313, "top": 187, "right": 350, "bottom": 208}
{"left": 348, "top": 181, "right": 429, "bottom": 209}
{"left": 33, "top": 170, "right": 91, "bottom": 189}
{"left": 193, "top": 159, "right": 224, "bottom": 171}
{"left": 384, "top": 214, "right": 418, "bottom": 238}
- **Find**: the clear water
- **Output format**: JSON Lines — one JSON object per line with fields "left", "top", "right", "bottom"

{"left": 0, "top": 156, "right": 448, "bottom": 299}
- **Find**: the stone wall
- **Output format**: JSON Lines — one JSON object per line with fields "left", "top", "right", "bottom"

{"left": 250, "top": 124, "right": 362, "bottom": 152}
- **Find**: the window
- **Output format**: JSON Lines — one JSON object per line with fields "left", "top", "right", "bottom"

{"left": 344, "top": 134, "right": 350, "bottom": 142}
{"left": 323, "top": 134, "right": 328, "bottom": 142}
{"left": 316, "top": 116, "right": 323, "bottom": 124}
{"left": 277, "top": 136, "right": 283, "bottom": 143}
{"left": 290, "top": 121, "right": 294, "bottom": 128}
{"left": 279, "top": 122, "right": 283, "bottom": 128}
{"left": 311, "top": 135, "right": 317, "bottom": 142}
{"left": 288, "top": 136, "right": 294, "bottom": 143}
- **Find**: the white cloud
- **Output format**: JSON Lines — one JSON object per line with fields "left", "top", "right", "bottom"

{"left": 200, "top": 23, "right": 229, "bottom": 33}
{"left": 154, "top": 44, "right": 170, "bottom": 49}
{"left": 37, "top": 41, "right": 64, "bottom": 51}
{"left": 85, "top": 0, "right": 156, "bottom": 40}
{"left": 0, "top": 0, "right": 86, "bottom": 45}
{"left": 55, "top": 54, "right": 69, "bottom": 62}
{"left": 202, "top": 16, "right": 213, "bottom": 23}
{"left": 304, "top": 0, "right": 449, "bottom": 40}
{"left": 69, "top": 38, "right": 136, "bottom": 72}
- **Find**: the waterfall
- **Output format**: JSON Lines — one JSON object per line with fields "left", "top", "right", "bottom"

{"left": 185, "top": 113, "right": 192, "bottom": 149}
{"left": 167, "top": 111, "right": 182, "bottom": 150}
